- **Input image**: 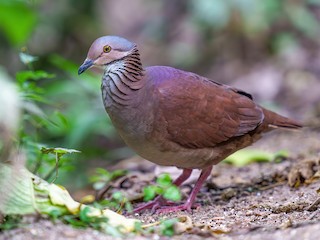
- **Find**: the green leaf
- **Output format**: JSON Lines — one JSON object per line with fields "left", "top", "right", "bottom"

{"left": 22, "top": 101, "right": 47, "bottom": 118}
{"left": 54, "top": 111, "right": 69, "bottom": 128}
{"left": 223, "top": 149, "right": 288, "bottom": 167}
{"left": 0, "top": 215, "right": 23, "bottom": 230}
{"left": 0, "top": 1, "right": 37, "bottom": 46}
{"left": 48, "top": 209, "right": 64, "bottom": 220}
{"left": 49, "top": 54, "right": 79, "bottom": 72}
{"left": 143, "top": 186, "right": 157, "bottom": 201}
{"left": 160, "top": 218, "right": 178, "bottom": 236}
{"left": 95, "top": 168, "right": 111, "bottom": 176}
{"left": 111, "top": 169, "right": 128, "bottom": 179}
{"left": 0, "top": 163, "right": 140, "bottom": 233}
{"left": 112, "top": 191, "right": 123, "bottom": 201}
{"left": 90, "top": 168, "right": 127, "bottom": 186}
{"left": 63, "top": 215, "right": 87, "bottom": 228}
{"left": 125, "top": 201, "right": 133, "bottom": 213}
{"left": 133, "top": 221, "right": 143, "bottom": 233}
{"left": 21, "top": 93, "right": 47, "bottom": 103}
{"left": 156, "top": 173, "right": 172, "bottom": 188}
{"left": 0, "top": 164, "right": 35, "bottom": 214}
{"left": 79, "top": 206, "right": 91, "bottom": 223}
{"left": 16, "top": 70, "right": 55, "bottom": 83}
{"left": 163, "top": 185, "right": 181, "bottom": 202}
{"left": 41, "top": 147, "right": 81, "bottom": 156}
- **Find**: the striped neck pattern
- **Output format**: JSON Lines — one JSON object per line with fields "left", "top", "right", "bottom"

{"left": 101, "top": 48, "right": 145, "bottom": 107}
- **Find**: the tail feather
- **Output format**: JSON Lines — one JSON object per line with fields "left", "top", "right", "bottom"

{"left": 262, "top": 108, "right": 303, "bottom": 129}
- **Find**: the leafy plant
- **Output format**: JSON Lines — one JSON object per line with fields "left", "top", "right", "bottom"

{"left": 159, "top": 218, "right": 178, "bottom": 237}
{"left": 0, "top": 215, "right": 23, "bottom": 231}
{"left": 143, "top": 173, "right": 181, "bottom": 202}
{"left": 89, "top": 168, "right": 132, "bottom": 212}
{"left": 0, "top": 0, "right": 37, "bottom": 46}
{"left": 14, "top": 51, "right": 81, "bottom": 183}
{"left": 54, "top": 206, "right": 128, "bottom": 237}
{"left": 93, "top": 191, "right": 133, "bottom": 214}
{"left": 39, "top": 147, "right": 80, "bottom": 182}
{"left": 189, "top": 0, "right": 320, "bottom": 40}
{"left": 47, "top": 55, "right": 115, "bottom": 150}
{"left": 133, "top": 218, "right": 179, "bottom": 237}
{"left": 65, "top": 206, "right": 106, "bottom": 227}
{"left": 89, "top": 168, "right": 127, "bottom": 191}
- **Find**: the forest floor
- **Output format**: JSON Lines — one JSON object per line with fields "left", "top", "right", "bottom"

{"left": 1, "top": 129, "right": 319, "bottom": 240}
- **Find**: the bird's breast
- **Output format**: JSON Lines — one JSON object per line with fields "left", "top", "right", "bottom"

{"left": 101, "top": 81, "right": 154, "bottom": 146}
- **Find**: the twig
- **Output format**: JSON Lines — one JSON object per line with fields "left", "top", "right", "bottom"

{"left": 259, "top": 181, "right": 285, "bottom": 191}
{"left": 44, "top": 154, "right": 63, "bottom": 183}
{"left": 32, "top": 154, "right": 43, "bottom": 174}
{"left": 306, "top": 197, "right": 320, "bottom": 211}
{"left": 51, "top": 152, "right": 60, "bottom": 183}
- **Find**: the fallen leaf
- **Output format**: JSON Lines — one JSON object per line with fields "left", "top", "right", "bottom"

{"left": 288, "top": 159, "right": 318, "bottom": 187}
{"left": 174, "top": 215, "right": 193, "bottom": 234}
{"left": 223, "top": 149, "right": 288, "bottom": 167}
{"left": 0, "top": 162, "right": 139, "bottom": 233}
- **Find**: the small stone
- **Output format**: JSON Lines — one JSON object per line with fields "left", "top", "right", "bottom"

{"left": 280, "top": 218, "right": 293, "bottom": 229}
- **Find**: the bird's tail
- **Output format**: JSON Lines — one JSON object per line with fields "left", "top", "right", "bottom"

{"left": 262, "top": 108, "right": 303, "bottom": 129}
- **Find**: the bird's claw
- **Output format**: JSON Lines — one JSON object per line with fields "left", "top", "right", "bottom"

{"left": 134, "top": 196, "right": 200, "bottom": 214}
{"left": 133, "top": 196, "right": 170, "bottom": 213}
{"left": 155, "top": 202, "right": 200, "bottom": 214}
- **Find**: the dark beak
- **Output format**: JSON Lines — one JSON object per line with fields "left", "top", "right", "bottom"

{"left": 78, "top": 59, "right": 94, "bottom": 75}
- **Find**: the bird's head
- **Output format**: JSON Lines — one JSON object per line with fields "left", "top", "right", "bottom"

{"left": 78, "top": 36, "right": 136, "bottom": 75}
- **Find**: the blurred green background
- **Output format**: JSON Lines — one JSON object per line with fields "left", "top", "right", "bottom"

{"left": 1, "top": 0, "right": 320, "bottom": 193}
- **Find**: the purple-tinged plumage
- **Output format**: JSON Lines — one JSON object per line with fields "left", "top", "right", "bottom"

{"left": 79, "top": 36, "right": 302, "bottom": 213}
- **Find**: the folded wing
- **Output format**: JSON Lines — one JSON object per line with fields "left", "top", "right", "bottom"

{"left": 154, "top": 71, "right": 264, "bottom": 149}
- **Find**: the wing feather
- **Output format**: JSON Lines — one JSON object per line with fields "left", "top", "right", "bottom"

{"left": 151, "top": 68, "right": 264, "bottom": 149}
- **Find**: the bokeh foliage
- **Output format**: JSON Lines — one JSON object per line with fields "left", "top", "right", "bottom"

{"left": 0, "top": 0, "right": 319, "bottom": 189}
{"left": 0, "top": 0, "right": 37, "bottom": 46}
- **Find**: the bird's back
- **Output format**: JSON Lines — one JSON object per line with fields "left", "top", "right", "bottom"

{"left": 145, "top": 65, "right": 265, "bottom": 148}
{"left": 130, "top": 66, "right": 302, "bottom": 168}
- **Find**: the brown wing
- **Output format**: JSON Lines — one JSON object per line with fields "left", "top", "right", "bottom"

{"left": 154, "top": 69, "right": 264, "bottom": 149}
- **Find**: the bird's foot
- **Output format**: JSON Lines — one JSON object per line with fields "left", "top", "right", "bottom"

{"left": 133, "top": 196, "right": 176, "bottom": 213}
{"left": 156, "top": 202, "right": 200, "bottom": 214}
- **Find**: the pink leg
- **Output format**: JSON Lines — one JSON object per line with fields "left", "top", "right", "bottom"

{"left": 133, "top": 169, "right": 192, "bottom": 213}
{"left": 156, "top": 166, "right": 212, "bottom": 213}
{"left": 172, "top": 168, "right": 193, "bottom": 186}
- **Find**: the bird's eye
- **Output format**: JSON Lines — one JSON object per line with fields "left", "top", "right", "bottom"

{"left": 103, "top": 45, "right": 111, "bottom": 53}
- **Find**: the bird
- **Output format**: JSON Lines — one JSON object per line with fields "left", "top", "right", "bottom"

{"left": 78, "top": 36, "right": 302, "bottom": 213}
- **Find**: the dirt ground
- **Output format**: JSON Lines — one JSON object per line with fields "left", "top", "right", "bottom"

{"left": 1, "top": 129, "right": 320, "bottom": 240}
